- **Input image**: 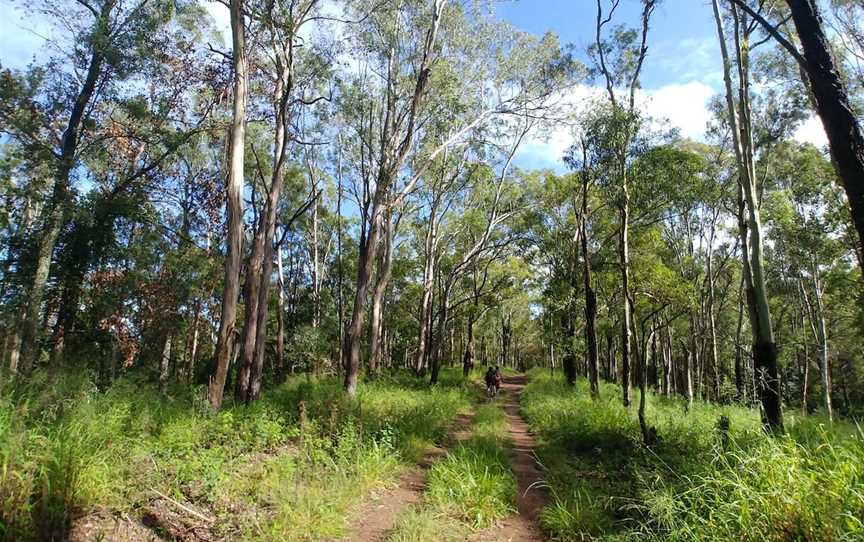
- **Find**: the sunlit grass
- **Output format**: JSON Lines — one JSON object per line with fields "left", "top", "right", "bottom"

{"left": 522, "top": 368, "right": 864, "bottom": 541}
{"left": 0, "top": 367, "right": 474, "bottom": 541}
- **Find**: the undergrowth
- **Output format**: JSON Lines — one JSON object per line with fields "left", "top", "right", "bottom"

{"left": 0, "top": 367, "right": 474, "bottom": 541}
{"left": 522, "top": 368, "right": 864, "bottom": 542}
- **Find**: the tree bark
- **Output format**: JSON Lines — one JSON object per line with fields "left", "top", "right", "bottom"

{"left": 209, "top": 0, "right": 248, "bottom": 411}
{"left": 581, "top": 163, "right": 600, "bottom": 400}
{"left": 369, "top": 212, "right": 395, "bottom": 375}
{"left": 415, "top": 209, "right": 437, "bottom": 375}
{"left": 785, "top": 0, "right": 864, "bottom": 273}
{"left": 713, "top": 0, "right": 782, "bottom": 431}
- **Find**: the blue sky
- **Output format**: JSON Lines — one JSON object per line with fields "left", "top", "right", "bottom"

{"left": 0, "top": 0, "right": 826, "bottom": 171}
{"left": 496, "top": 0, "right": 722, "bottom": 90}
{"left": 490, "top": 0, "right": 827, "bottom": 170}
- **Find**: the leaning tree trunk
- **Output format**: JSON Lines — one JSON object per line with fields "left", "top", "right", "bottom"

{"left": 786, "top": 0, "right": 864, "bottom": 274}
{"left": 209, "top": 0, "right": 248, "bottom": 411}
{"left": 18, "top": 3, "right": 112, "bottom": 373}
{"left": 235, "top": 216, "right": 267, "bottom": 402}
{"left": 713, "top": 0, "right": 782, "bottom": 431}
{"left": 275, "top": 246, "right": 287, "bottom": 378}
{"left": 344, "top": 197, "right": 385, "bottom": 396}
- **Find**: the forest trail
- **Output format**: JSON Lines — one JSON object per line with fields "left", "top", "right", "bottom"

{"left": 473, "top": 374, "right": 548, "bottom": 542}
{"left": 340, "top": 410, "right": 476, "bottom": 542}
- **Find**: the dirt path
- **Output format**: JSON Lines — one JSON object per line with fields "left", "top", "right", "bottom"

{"left": 339, "top": 410, "right": 475, "bottom": 542}
{"left": 474, "top": 374, "right": 547, "bottom": 542}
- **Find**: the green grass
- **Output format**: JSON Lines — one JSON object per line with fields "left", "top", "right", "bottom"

{"left": 387, "top": 401, "right": 517, "bottom": 541}
{"left": 387, "top": 508, "right": 468, "bottom": 542}
{"left": 0, "top": 367, "right": 475, "bottom": 541}
{"left": 521, "top": 368, "right": 864, "bottom": 542}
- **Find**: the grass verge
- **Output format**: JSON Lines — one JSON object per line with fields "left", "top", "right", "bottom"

{"left": 0, "top": 368, "right": 474, "bottom": 541}
{"left": 521, "top": 368, "right": 864, "bottom": 542}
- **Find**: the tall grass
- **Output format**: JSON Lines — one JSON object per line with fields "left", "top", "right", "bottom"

{"left": 0, "top": 368, "right": 474, "bottom": 541}
{"left": 521, "top": 368, "right": 864, "bottom": 542}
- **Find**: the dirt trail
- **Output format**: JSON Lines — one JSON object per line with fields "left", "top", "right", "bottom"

{"left": 474, "top": 374, "right": 547, "bottom": 542}
{"left": 339, "top": 410, "right": 475, "bottom": 542}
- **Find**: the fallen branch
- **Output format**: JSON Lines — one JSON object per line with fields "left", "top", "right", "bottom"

{"left": 149, "top": 488, "right": 215, "bottom": 524}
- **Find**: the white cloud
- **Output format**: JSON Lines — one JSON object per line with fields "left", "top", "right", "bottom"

{"left": 204, "top": 1, "right": 231, "bottom": 43}
{"left": 514, "top": 80, "right": 830, "bottom": 170}
{"left": 794, "top": 115, "right": 828, "bottom": 148}
{"left": 515, "top": 81, "right": 715, "bottom": 170}
{"left": 641, "top": 81, "right": 715, "bottom": 140}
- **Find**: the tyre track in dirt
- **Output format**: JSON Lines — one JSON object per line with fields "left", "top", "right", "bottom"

{"left": 338, "top": 409, "right": 476, "bottom": 542}
{"left": 473, "top": 374, "right": 547, "bottom": 542}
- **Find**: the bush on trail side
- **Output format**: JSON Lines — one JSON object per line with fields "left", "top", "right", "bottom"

{"left": 0, "top": 368, "right": 473, "bottom": 541}
{"left": 521, "top": 368, "right": 864, "bottom": 542}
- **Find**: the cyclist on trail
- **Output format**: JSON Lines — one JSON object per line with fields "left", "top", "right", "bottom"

{"left": 493, "top": 365, "right": 503, "bottom": 395}
{"left": 484, "top": 366, "right": 497, "bottom": 397}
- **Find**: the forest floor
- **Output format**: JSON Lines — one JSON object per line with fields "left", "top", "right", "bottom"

{"left": 4, "top": 368, "right": 863, "bottom": 542}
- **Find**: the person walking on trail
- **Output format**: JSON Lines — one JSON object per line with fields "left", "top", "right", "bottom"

{"left": 493, "top": 365, "right": 503, "bottom": 395}
{"left": 485, "top": 366, "right": 497, "bottom": 397}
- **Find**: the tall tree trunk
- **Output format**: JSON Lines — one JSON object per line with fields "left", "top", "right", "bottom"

{"left": 620, "top": 198, "right": 633, "bottom": 406}
{"left": 562, "top": 313, "right": 577, "bottom": 385}
{"left": 706, "top": 216, "right": 721, "bottom": 399}
{"left": 312, "top": 184, "right": 321, "bottom": 328}
{"left": 415, "top": 213, "right": 437, "bottom": 374}
{"left": 462, "top": 312, "right": 475, "bottom": 377}
{"left": 336, "top": 138, "right": 344, "bottom": 376}
{"left": 159, "top": 334, "right": 172, "bottom": 392}
{"left": 276, "top": 246, "right": 287, "bottom": 378}
{"left": 344, "top": 199, "right": 384, "bottom": 395}
{"left": 785, "top": 0, "right": 864, "bottom": 271}
{"left": 812, "top": 269, "right": 832, "bottom": 421}
{"left": 235, "top": 218, "right": 266, "bottom": 402}
{"left": 186, "top": 300, "right": 201, "bottom": 383}
{"left": 209, "top": 0, "right": 248, "bottom": 411}
{"left": 581, "top": 164, "right": 600, "bottom": 400}
{"left": 429, "top": 285, "right": 451, "bottom": 385}
{"left": 713, "top": 0, "right": 782, "bottom": 431}
{"left": 734, "top": 273, "right": 745, "bottom": 400}
{"left": 369, "top": 213, "right": 395, "bottom": 375}
{"left": 249, "top": 229, "right": 275, "bottom": 401}
{"left": 19, "top": 1, "right": 114, "bottom": 372}
{"left": 685, "top": 347, "right": 694, "bottom": 411}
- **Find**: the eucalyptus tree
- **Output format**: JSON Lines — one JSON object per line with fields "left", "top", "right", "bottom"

{"left": 726, "top": 0, "right": 864, "bottom": 277}
{"left": 565, "top": 136, "right": 602, "bottom": 397}
{"left": 426, "top": 133, "right": 526, "bottom": 385}
{"left": 413, "top": 150, "right": 471, "bottom": 376}
{"left": 591, "top": 0, "right": 659, "bottom": 407}
{"left": 338, "top": 0, "right": 573, "bottom": 395}
{"left": 210, "top": 0, "right": 249, "bottom": 411}
{"left": 232, "top": 0, "right": 333, "bottom": 403}
{"left": 0, "top": 0, "right": 210, "bottom": 374}
{"left": 764, "top": 142, "right": 849, "bottom": 420}
{"left": 712, "top": 0, "right": 788, "bottom": 430}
